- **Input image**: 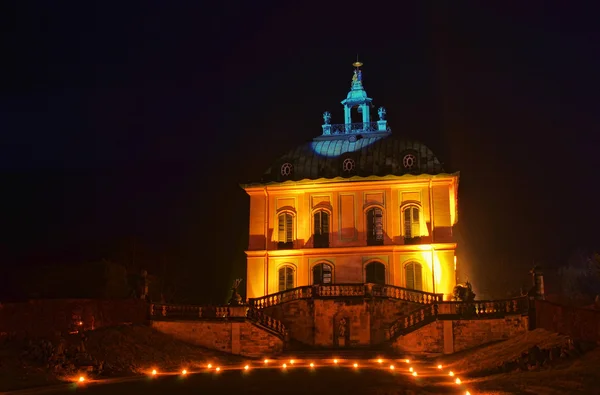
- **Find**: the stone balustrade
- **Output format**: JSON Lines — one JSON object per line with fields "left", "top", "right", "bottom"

{"left": 387, "top": 296, "right": 530, "bottom": 341}
{"left": 149, "top": 304, "right": 248, "bottom": 320}
{"left": 371, "top": 284, "right": 443, "bottom": 304}
{"left": 437, "top": 297, "right": 529, "bottom": 318}
{"left": 148, "top": 303, "right": 287, "bottom": 339}
{"left": 388, "top": 304, "right": 438, "bottom": 340}
{"left": 248, "top": 283, "right": 443, "bottom": 310}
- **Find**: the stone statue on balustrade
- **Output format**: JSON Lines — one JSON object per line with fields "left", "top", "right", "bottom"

{"left": 378, "top": 106, "right": 386, "bottom": 121}
{"left": 228, "top": 278, "right": 244, "bottom": 306}
{"left": 323, "top": 111, "right": 331, "bottom": 125}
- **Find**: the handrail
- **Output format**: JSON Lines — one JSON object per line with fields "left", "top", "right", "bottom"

{"left": 248, "top": 283, "right": 443, "bottom": 310}
{"left": 387, "top": 304, "right": 438, "bottom": 341}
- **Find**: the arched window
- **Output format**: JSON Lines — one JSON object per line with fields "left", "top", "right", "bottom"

{"left": 312, "top": 263, "right": 333, "bottom": 285}
{"left": 313, "top": 210, "right": 330, "bottom": 248}
{"left": 403, "top": 206, "right": 420, "bottom": 239}
{"left": 278, "top": 266, "right": 295, "bottom": 292}
{"left": 278, "top": 212, "right": 293, "bottom": 249}
{"left": 404, "top": 262, "right": 423, "bottom": 291}
{"left": 366, "top": 207, "right": 384, "bottom": 246}
{"left": 365, "top": 261, "right": 386, "bottom": 285}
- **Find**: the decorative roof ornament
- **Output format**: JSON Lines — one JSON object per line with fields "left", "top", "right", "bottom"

{"left": 321, "top": 59, "right": 389, "bottom": 137}
{"left": 351, "top": 60, "right": 363, "bottom": 87}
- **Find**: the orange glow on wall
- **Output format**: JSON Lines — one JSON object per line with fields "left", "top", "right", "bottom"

{"left": 244, "top": 174, "right": 459, "bottom": 299}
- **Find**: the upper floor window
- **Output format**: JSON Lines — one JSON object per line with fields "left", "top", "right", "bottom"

{"left": 278, "top": 212, "right": 293, "bottom": 249}
{"left": 403, "top": 206, "right": 420, "bottom": 239}
{"left": 278, "top": 266, "right": 295, "bottom": 292}
{"left": 313, "top": 210, "right": 330, "bottom": 248}
{"left": 312, "top": 263, "right": 332, "bottom": 285}
{"left": 365, "top": 261, "right": 386, "bottom": 285}
{"left": 366, "top": 207, "right": 384, "bottom": 246}
{"left": 405, "top": 262, "right": 423, "bottom": 291}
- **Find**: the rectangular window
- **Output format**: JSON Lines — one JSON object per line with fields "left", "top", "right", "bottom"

{"left": 404, "top": 208, "right": 412, "bottom": 238}
{"left": 404, "top": 207, "right": 421, "bottom": 240}
{"left": 314, "top": 211, "right": 330, "bottom": 248}
{"left": 279, "top": 267, "right": 294, "bottom": 291}
{"left": 278, "top": 213, "right": 293, "bottom": 249}
{"left": 405, "top": 264, "right": 414, "bottom": 289}
{"left": 367, "top": 208, "right": 384, "bottom": 246}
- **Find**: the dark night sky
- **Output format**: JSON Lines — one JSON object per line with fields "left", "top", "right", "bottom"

{"left": 1, "top": 2, "right": 599, "bottom": 301}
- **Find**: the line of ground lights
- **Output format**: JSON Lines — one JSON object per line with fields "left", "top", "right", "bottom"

{"left": 73, "top": 358, "right": 473, "bottom": 394}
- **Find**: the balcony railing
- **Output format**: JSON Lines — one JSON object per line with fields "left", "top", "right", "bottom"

{"left": 323, "top": 122, "right": 389, "bottom": 135}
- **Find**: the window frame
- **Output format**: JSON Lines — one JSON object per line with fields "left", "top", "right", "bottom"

{"left": 365, "top": 206, "right": 385, "bottom": 246}
{"left": 277, "top": 211, "right": 295, "bottom": 249}
{"left": 278, "top": 265, "right": 295, "bottom": 292}
{"left": 404, "top": 261, "right": 423, "bottom": 291}
{"left": 311, "top": 262, "right": 333, "bottom": 285}
{"left": 402, "top": 205, "right": 421, "bottom": 239}
{"left": 312, "top": 209, "right": 331, "bottom": 248}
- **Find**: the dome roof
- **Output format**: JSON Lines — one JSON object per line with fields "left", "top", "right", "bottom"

{"left": 258, "top": 132, "right": 445, "bottom": 184}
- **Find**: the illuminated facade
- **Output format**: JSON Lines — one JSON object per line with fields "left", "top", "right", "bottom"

{"left": 243, "top": 62, "right": 459, "bottom": 300}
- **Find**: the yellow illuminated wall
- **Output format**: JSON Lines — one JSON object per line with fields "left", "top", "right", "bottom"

{"left": 244, "top": 173, "right": 459, "bottom": 300}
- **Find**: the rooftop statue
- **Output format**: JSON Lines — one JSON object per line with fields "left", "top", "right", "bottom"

{"left": 378, "top": 106, "right": 386, "bottom": 120}
{"left": 323, "top": 111, "right": 331, "bottom": 125}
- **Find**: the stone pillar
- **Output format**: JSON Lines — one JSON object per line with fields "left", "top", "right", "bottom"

{"left": 361, "top": 104, "right": 370, "bottom": 123}
{"left": 344, "top": 106, "right": 351, "bottom": 125}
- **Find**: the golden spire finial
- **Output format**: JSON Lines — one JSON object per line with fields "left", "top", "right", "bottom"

{"left": 353, "top": 54, "right": 363, "bottom": 68}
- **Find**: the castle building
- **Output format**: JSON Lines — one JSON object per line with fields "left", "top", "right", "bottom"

{"left": 243, "top": 62, "right": 459, "bottom": 301}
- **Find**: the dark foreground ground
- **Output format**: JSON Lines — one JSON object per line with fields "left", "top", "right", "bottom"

{"left": 9, "top": 363, "right": 465, "bottom": 395}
